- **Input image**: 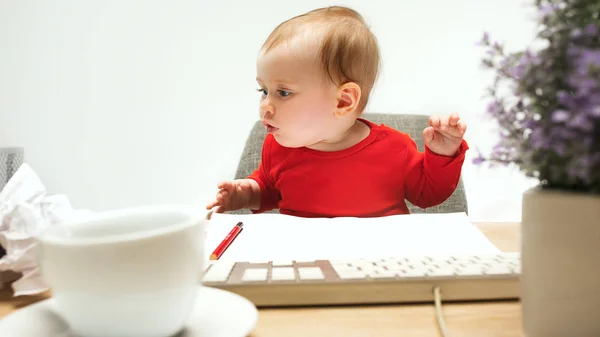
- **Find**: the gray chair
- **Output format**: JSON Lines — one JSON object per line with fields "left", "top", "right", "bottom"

{"left": 0, "top": 147, "right": 24, "bottom": 258}
{"left": 232, "top": 113, "right": 468, "bottom": 215}
{"left": 0, "top": 148, "right": 23, "bottom": 193}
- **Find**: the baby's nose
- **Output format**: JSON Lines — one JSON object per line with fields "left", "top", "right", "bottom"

{"left": 260, "top": 100, "right": 274, "bottom": 118}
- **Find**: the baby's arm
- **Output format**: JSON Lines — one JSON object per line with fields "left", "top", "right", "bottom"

{"left": 206, "top": 134, "right": 280, "bottom": 214}
{"left": 205, "top": 178, "right": 262, "bottom": 213}
{"left": 245, "top": 134, "right": 280, "bottom": 213}
{"left": 245, "top": 179, "right": 262, "bottom": 210}
{"left": 403, "top": 137, "right": 468, "bottom": 209}
{"left": 402, "top": 113, "right": 469, "bottom": 209}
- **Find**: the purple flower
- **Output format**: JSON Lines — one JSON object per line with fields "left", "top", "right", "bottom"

{"left": 557, "top": 90, "right": 574, "bottom": 108}
{"left": 567, "top": 113, "right": 593, "bottom": 131}
{"left": 580, "top": 49, "right": 600, "bottom": 70}
{"left": 489, "top": 143, "right": 516, "bottom": 162}
{"left": 568, "top": 76, "right": 597, "bottom": 95}
{"left": 509, "top": 63, "right": 526, "bottom": 79}
{"left": 477, "top": 2, "right": 600, "bottom": 193}
{"left": 583, "top": 24, "right": 599, "bottom": 37}
{"left": 552, "top": 142, "right": 568, "bottom": 157}
{"left": 522, "top": 118, "right": 539, "bottom": 129}
{"left": 551, "top": 109, "right": 570, "bottom": 122}
{"left": 499, "top": 57, "right": 511, "bottom": 68}
{"left": 567, "top": 165, "right": 583, "bottom": 182}
{"left": 486, "top": 101, "right": 502, "bottom": 116}
{"left": 570, "top": 48, "right": 600, "bottom": 96}
{"left": 567, "top": 154, "right": 600, "bottom": 183}
{"left": 588, "top": 92, "right": 600, "bottom": 105}
{"left": 540, "top": 3, "right": 557, "bottom": 17}
{"left": 580, "top": 93, "right": 600, "bottom": 117}
{"left": 568, "top": 45, "right": 582, "bottom": 58}
{"left": 524, "top": 50, "right": 540, "bottom": 65}
{"left": 529, "top": 128, "right": 548, "bottom": 149}
{"left": 551, "top": 127, "right": 577, "bottom": 141}
{"left": 481, "top": 32, "right": 489, "bottom": 43}
{"left": 476, "top": 32, "right": 490, "bottom": 46}
{"left": 493, "top": 42, "right": 503, "bottom": 52}
{"left": 472, "top": 156, "right": 485, "bottom": 165}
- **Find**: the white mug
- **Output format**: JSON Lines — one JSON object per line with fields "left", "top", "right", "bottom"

{"left": 36, "top": 206, "right": 207, "bottom": 337}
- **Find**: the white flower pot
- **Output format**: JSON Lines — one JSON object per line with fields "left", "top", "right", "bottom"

{"left": 521, "top": 188, "right": 600, "bottom": 337}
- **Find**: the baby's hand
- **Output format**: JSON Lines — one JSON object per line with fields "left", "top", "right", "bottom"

{"left": 206, "top": 180, "right": 255, "bottom": 213}
{"left": 422, "top": 113, "right": 467, "bottom": 156}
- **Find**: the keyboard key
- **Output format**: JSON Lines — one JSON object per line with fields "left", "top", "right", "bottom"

{"left": 451, "top": 255, "right": 478, "bottom": 263}
{"left": 210, "top": 261, "right": 235, "bottom": 271}
{"left": 379, "top": 262, "right": 401, "bottom": 270}
{"left": 506, "top": 260, "right": 518, "bottom": 267}
{"left": 475, "top": 254, "right": 504, "bottom": 262}
{"left": 202, "top": 261, "right": 236, "bottom": 282}
{"left": 337, "top": 270, "right": 367, "bottom": 280}
{"left": 428, "top": 267, "right": 456, "bottom": 277}
{"left": 513, "top": 264, "right": 521, "bottom": 273}
{"left": 405, "top": 258, "right": 429, "bottom": 266}
{"left": 353, "top": 260, "right": 375, "bottom": 269}
{"left": 382, "top": 263, "right": 403, "bottom": 272}
{"left": 407, "top": 263, "right": 430, "bottom": 270}
{"left": 406, "top": 268, "right": 429, "bottom": 276}
{"left": 203, "top": 268, "right": 233, "bottom": 282}
{"left": 242, "top": 268, "right": 268, "bottom": 282}
{"left": 426, "top": 255, "right": 453, "bottom": 264}
{"left": 271, "top": 261, "right": 294, "bottom": 267}
{"left": 484, "top": 267, "right": 513, "bottom": 275}
{"left": 455, "top": 267, "right": 485, "bottom": 276}
{"left": 246, "top": 260, "right": 270, "bottom": 264}
{"left": 331, "top": 260, "right": 354, "bottom": 266}
{"left": 357, "top": 263, "right": 380, "bottom": 273}
{"left": 368, "top": 270, "right": 396, "bottom": 279}
{"left": 271, "top": 267, "right": 296, "bottom": 281}
{"left": 298, "top": 267, "right": 325, "bottom": 280}
{"left": 331, "top": 264, "right": 358, "bottom": 273}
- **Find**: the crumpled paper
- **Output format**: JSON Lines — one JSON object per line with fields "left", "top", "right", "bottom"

{"left": 0, "top": 163, "right": 93, "bottom": 296}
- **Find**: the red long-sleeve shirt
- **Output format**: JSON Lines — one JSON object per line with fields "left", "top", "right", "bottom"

{"left": 248, "top": 118, "right": 468, "bottom": 218}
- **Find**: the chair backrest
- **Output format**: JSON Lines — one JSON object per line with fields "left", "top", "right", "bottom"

{"left": 233, "top": 113, "right": 468, "bottom": 215}
{"left": 0, "top": 147, "right": 24, "bottom": 193}
{"left": 0, "top": 147, "right": 24, "bottom": 258}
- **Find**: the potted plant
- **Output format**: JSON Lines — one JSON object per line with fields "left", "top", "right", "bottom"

{"left": 474, "top": 0, "right": 599, "bottom": 336}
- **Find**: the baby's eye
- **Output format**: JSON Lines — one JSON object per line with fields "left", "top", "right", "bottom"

{"left": 278, "top": 90, "right": 291, "bottom": 97}
{"left": 256, "top": 88, "right": 267, "bottom": 97}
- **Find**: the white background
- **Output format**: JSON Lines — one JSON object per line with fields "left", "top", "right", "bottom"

{"left": 0, "top": 0, "right": 540, "bottom": 222}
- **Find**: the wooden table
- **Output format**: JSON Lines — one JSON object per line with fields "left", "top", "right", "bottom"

{"left": 0, "top": 222, "right": 523, "bottom": 337}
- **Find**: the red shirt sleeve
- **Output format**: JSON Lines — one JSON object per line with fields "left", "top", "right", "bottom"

{"left": 403, "top": 137, "right": 469, "bottom": 209}
{"left": 247, "top": 135, "right": 280, "bottom": 213}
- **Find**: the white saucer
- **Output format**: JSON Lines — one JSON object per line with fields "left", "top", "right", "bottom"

{"left": 0, "top": 286, "right": 258, "bottom": 337}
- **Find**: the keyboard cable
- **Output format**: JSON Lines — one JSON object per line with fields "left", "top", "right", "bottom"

{"left": 433, "top": 286, "right": 449, "bottom": 337}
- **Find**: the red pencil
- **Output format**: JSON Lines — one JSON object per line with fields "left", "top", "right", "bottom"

{"left": 209, "top": 222, "right": 244, "bottom": 260}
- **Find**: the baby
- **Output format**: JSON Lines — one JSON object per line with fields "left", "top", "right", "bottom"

{"left": 206, "top": 6, "right": 468, "bottom": 218}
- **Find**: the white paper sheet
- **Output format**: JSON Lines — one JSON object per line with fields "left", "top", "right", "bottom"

{"left": 205, "top": 212, "right": 500, "bottom": 262}
{"left": 0, "top": 163, "right": 94, "bottom": 296}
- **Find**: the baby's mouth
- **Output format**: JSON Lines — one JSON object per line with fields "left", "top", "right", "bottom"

{"left": 261, "top": 121, "right": 279, "bottom": 134}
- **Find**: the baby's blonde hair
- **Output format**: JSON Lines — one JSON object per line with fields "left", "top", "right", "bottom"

{"left": 261, "top": 6, "right": 381, "bottom": 113}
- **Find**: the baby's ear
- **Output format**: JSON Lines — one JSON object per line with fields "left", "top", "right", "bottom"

{"left": 335, "top": 82, "right": 361, "bottom": 117}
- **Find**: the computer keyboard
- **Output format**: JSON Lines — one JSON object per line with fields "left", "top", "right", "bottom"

{"left": 201, "top": 252, "right": 521, "bottom": 307}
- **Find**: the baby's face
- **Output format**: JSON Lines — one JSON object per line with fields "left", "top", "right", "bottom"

{"left": 256, "top": 42, "right": 341, "bottom": 148}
